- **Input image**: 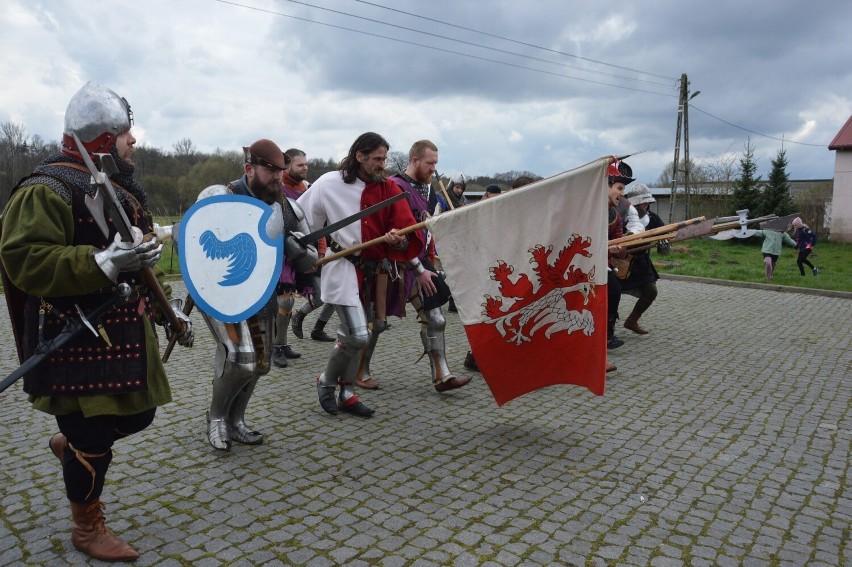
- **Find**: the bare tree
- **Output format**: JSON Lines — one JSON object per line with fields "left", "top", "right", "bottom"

{"left": 386, "top": 151, "right": 408, "bottom": 175}
{"left": 0, "top": 121, "right": 31, "bottom": 208}
{"left": 172, "top": 138, "right": 198, "bottom": 165}
{"left": 655, "top": 158, "right": 710, "bottom": 186}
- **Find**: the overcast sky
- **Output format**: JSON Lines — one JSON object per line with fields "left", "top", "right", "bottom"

{"left": 2, "top": 0, "right": 850, "bottom": 184}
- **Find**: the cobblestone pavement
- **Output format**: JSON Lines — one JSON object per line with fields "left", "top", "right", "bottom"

{"left": 0, "top": 278, "right": 849, "bottom": 566}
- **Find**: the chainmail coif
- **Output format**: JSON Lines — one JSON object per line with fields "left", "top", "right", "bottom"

{"left": 17, "top": 146, "right": 148, "bottom": 211}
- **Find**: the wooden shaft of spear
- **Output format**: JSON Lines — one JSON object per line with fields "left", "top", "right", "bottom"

{"left": 615, "top": 231, "right": 678, "bottom": 249}
{"left": 609, "top": 216, "right": 705, "bottom": 246}
{"left": 710, "top": 214, "right": 779, "bottom": 233}
{"left": 435, "top": 173, "right": 455, "bottom": 211}
{"left": 315, "top": 220, "right": 428, "bottom": 267}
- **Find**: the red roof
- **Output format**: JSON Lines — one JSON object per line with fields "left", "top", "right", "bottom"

{"left": 829, "top": 115, "right": 852, "bottom": 150}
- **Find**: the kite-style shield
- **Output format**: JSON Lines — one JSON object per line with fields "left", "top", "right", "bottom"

{"left": 179, "top": 194, "right": 283, "bottom": 323}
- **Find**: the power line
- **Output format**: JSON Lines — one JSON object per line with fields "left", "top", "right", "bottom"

{"left": 691, "top": 105, "right": 827, "bottom": 147}
{"left": 214, "top": 0, "right": 676, "bottom": 96}
{"left": 350, "top": 0, "right": 678, "bottom": 83}
{"left": 275, "top": 0, "right": 674, "bottom": 88}
{"left": 347, "top": 1, "right": 833, "bottom": 152}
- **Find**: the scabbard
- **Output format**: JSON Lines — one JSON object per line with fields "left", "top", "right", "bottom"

{"left": 0, "top": 284, "right": 134, "bottom": 395}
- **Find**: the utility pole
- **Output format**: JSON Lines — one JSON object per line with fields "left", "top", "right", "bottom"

{"left": 668, "top": 74, "right": 699, "bottom": 222}
{"left": 668, "top": 75, "right": 687, "bottom": 223}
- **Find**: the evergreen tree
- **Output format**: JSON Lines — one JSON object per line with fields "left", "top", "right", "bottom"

{"left": 731, "top": 139, "right": 762, "bottom": 214}
{"left": 759, "top": 148, "right": 795, "bottom": 216}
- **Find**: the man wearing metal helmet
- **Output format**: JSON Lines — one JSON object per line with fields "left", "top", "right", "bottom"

{"left": 194, "top": 139, "right": 318, "bottom": 451}
{"left": 0, "top": 81, "right": 194, "bottom": 562}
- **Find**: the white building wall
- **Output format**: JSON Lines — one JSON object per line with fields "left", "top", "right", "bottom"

{"left": 831, "top": 151, "right": 852, "bottom": 242}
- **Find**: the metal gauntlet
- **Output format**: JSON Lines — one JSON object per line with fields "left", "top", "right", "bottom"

{"left": 93, "top": 229, "right": 162, "bottom": 281}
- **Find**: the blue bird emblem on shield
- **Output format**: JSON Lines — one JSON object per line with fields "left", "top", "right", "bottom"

{"left": 199, "top": 230, "right": 257, "bottom": 286}
{"left": 179, "top": 194, "right": 283, "bottom": 323}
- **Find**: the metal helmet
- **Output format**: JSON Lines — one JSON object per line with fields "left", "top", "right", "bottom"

{"left": 449, "top": 172, "right": 467, "bottom": 191}
{"left": 61, "top": 81, "right": 133, "bottom": 158}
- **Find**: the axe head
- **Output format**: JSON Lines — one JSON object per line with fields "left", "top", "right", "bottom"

{"left": 760, "top": 213, "right": 800, "bottom": 231}
{"left": 673, "top": 218, "right": 716, "bottom": 241}
{"left": 84, "top": 189, "right": 110, "bottom": 239}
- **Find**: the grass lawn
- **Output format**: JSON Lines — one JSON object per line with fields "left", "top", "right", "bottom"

{"left": 654, "top": 237, "right": 851, "bottom": 293}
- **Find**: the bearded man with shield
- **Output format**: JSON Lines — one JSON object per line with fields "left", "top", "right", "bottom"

{"left": 0, "top": 82, "right": 194, "bottom": 562}
{"left": 188, "top": 139, "right": 318, "bottom": 451}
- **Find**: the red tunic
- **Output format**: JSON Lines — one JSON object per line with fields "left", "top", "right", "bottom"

{"left": 359, "top": 180, "right": 425, "bottom": 263}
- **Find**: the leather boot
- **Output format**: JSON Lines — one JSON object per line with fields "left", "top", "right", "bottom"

{"left": 623, "top": 312, "right": 649, "bottom": 335}
{"left": 311, "top": 317, "right": 336, "bottom": 342}
{"left": 291, "top": 308, "right": 306, "bottom": 339}
{"left": 606, "top": 314, "right": 624, "bottom": 349}
{"left": 70, "top": 500, "right": 139, "bottom": 562}
{"left": 624, "top": 296, "right": 653, "bottom": 335}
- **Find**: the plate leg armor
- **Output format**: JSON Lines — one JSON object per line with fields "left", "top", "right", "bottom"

{"left": 317, "top": 305, "right": 373, "bottom": 416}
{"left": 419, "top": 307, "right": 453, "bottom": 384}
{"left": 357, "top": 319, "right": 387, "bottom": 385}
{"left": 227, "top": 376, "right": 263, "bottom": 445}
{"left": 202, "top": 313, "right": 273, "bottom": 450}
{"left": 274, "top": 295, "right": 295, "bottom": 346}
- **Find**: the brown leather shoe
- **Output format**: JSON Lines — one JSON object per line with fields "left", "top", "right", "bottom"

{"left": 623, "top": 316, "right": 649, "bottom": 335}
{"left": 49, "top": 432, "right": 67, "bottom": 462}
{"left": 434, "top": 375, "right": 472, "bottom": 392}
{"left": 356, "top": 377, "right": 380, "bottom": 390}
{"left": 605, "top": 361, "right": 617, "bottom": 373}
{"left": 70, "top": 500, "right": 139, "bottom": 562}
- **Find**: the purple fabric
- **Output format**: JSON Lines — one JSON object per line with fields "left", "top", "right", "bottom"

{"left": 390, "top": 175, "right": 428, "bottom": 262}
{"left": 385, "top": 270, "right": 416, "bottom": 318}
{"left": 279, "top": 183, "right": 306, "bottom": 287}
{"left": 382, "top": 175, "right": 428, "bottom": 317}
{"left": 283, "top": 185, "right": 303, "bottom": 201}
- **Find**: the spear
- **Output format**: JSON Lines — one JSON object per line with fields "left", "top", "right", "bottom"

{"left": 316, "top": 221, "right": 428, "bottom": 267}
{"left": 609, "top": 216, "right": 706, "bottom": 246}
{"left": 434, "top": 171, "right": 456, "bottom": 211}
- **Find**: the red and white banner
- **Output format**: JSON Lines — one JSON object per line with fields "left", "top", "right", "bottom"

{"left": 426, "top": 158, "right": 609, "bottom": 406}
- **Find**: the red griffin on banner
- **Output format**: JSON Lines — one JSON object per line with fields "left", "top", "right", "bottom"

{"left": 425, "top": 158, "right": 610, "bottom": 406}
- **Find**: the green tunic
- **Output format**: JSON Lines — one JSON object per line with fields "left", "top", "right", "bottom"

{"left": 0, "top": 183, "right": 172, "bottom": 417}
{"left": 752, "top": 230, "right": 797, "bottom": 256}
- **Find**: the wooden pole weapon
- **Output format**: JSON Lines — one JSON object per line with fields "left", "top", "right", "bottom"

{"left": 615, "top": 231, "right": 678, "bottom": 249}
{"left": 435, "top": 172, "right": 456, "bottom": 211}
{"left": 316, "top": 220, "right": 428, "bottom": 267}
{"left": 608, "top": 216, "right": 705, "bottom": 246}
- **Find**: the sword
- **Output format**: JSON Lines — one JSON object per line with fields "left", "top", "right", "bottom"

{"left": 291, "top": 192, "right": 407, "bottom": 246}
{"left": 0, "top": 283, "right": 136, "bottom": 395}
{"left": 71, "top": 133, "right": 187, "bottom": 338}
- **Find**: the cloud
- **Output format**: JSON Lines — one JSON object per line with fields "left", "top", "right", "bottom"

{"left": 1, "top": 0, "right": 850, "bottom": 183}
